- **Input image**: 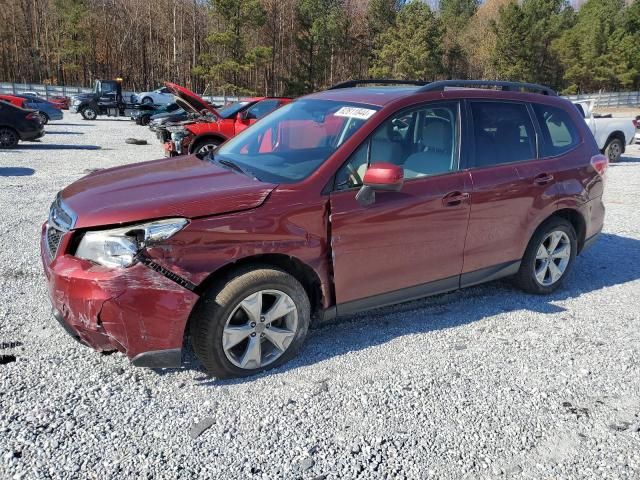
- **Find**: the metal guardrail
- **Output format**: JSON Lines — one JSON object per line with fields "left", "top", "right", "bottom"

{"left": 0, "top": 82, "right": 92, "bottom": 98}
{"left": 0, "top": 82, "right": 244, "bottom": 106}
{"left": 565, "top": 91, "right": 640, "bottom": 109}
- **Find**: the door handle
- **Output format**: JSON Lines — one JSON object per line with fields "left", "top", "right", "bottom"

{"left": 442, "top": 191, "right": 469, "bottom": 206}
{"left": 534, "top": 173, "right": 554, "bottom": 185}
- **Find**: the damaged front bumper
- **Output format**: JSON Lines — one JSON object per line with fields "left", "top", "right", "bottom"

{"left": 40, "top": 224, "right": 199, "bottom": 368}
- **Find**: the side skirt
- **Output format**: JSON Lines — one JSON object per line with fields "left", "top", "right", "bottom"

{"left": 320, "top": 260, "right": 521, "bottom": 320}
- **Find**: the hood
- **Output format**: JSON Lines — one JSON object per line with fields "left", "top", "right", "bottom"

{"left": 60, "top": 155, "right": 276, "bottom": 229}
{"left": 165, "top": 82, "right": 219, "bottom": 117}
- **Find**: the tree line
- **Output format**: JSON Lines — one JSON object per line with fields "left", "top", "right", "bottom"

{"left": 1, "top": 0, "right": 638, "bottom": 96}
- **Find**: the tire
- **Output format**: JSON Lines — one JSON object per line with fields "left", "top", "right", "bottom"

{"left": 190, "top": 266, "right": 310, "bottom": 378}
{"left": 191, "top": 137, "right": 222, "bottom": 156}
{"left": 37, "top": 112, "right": 49, "bottom": 125}
{"left": 140, "top": 114, "right": 151, "bottom": 126}
{"left": 514, "top": 217, "right": 577, "bottom": 294}
{"left": 604, "top": 137, "right": 624, "bottom": 163}
{"left": 81, "top": 107, "right": 97, "bottom": 120}
{"left": 141, "top": 97, "right": 153, "bottom": 105}
{"left": 0, "top": 127, "right": 19, "bottom": 148}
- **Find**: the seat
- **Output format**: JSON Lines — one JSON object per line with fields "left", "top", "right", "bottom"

{"left": 403, "top": 118, "right": 453, "bottom": 178}
{"left": 356, "top": 122, "right": 405, "bottom": 178}
{"left": 495, "top": 120, "right": 534, "bottom": 163}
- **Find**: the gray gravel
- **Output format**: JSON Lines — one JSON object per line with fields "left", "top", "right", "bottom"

{"left": 1, "top": 115, "right": 639, "bottom": 479}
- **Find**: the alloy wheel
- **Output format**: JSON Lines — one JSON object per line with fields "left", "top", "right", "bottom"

{"left": 534, "top": 231, "right": 571, "bottom": 286}
{"left": 197, "top": 143, "right": 218, "bottom": 154}
{"left": 222, "top": 289, "right": 299, "bottom": 370}
{"left": 0, "top": 128, "right": 18, "bottom": 147}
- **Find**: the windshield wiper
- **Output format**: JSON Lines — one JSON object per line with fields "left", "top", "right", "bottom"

{"left": 212, "top": 156, "right": 258, "bottom": 180}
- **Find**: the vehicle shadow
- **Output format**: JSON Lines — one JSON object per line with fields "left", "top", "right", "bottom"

{"left": 44, "top": 131, "right": 84, "bottom": 135}
{"left": 52, "top": 123, "right": 94, "bottom": 127}
{"left": 154, "top": 232, "right": 640, "bottom": 383}
{"left": 0, "top": 167, "right": 35, "bottom": 176}
{"left": 15, "top": 144, "right": 101, "bottom": 151}
{"left": 611, "top": 155, "right": 640, "bottom": 164}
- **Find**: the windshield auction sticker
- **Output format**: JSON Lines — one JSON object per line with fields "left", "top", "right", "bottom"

{"left": 334, "top": 107, "right": 377, "bottom": 120}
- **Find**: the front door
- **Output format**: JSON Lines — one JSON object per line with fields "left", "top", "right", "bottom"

{"left": 329, "top": 101, "right": 472, "bottom": 310}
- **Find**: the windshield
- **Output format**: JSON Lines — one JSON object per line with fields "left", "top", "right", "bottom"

{"left": 217, "top": 101, "right": 251, "bottom": 119}
{"left": 214, "top": 99, "right": 379, "bottom": 183}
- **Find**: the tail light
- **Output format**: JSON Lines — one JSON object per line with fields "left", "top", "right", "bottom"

{"left": 591, "top": 154, "right": 608, "bottom": 177}
{"left": 25, "top": 112, "right": 38, "bottom": 121}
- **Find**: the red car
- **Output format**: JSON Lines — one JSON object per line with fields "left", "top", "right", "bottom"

{"left": 41, "top": 80, "right": 606, "bottom": 378}
{"left": 48, "top": 95, "right": 71, "bottom": 110}
{"left": 162, "top": 82, "right": 291, "bottom": 156}
{"left": 0, "top": 95, "right": 28, "bottom": 109}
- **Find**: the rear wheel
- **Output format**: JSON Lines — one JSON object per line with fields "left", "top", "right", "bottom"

{"left": 191, "top": 137, "right": 221, "bottom": 156}
{"left": 140, "top": 114, "right": 151, "bottom": 126}
{"left": 37, "top": 112, "right": 49, "bottom": 124}
{"left": 0, "top": 127, "right": 19, "bottom": 148}
{"left": 604, "top": 137, "right": 624, "bottom": 163}
{"left": 190, "top": 266, "right": 310, "bottom": 378}
{"left": 81, "top": 107, "right": 97, "bottom": 120}
{"left": 514, "top": 218, "right": 577, "bottom": 294}
{"left": 141, "top": 97, "right": 153, "bottom": 105}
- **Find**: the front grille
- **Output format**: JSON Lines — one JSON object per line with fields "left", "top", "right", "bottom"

{"left": 46, "top": 226, "right": 63, "bottom": 259}
{"left": 46, "top": 193, "right": 76, "bottom": 260}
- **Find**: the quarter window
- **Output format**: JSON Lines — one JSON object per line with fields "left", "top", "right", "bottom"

{"left": 335, "top": 102, "right": 459, "bottom": 190}
{"left": 533, "top": 104, "right": 580, "bottom": 157}
{"left": 470, "top": 101, "right": 536, "bottom": 167}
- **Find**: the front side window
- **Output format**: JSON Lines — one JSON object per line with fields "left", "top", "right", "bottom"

{"left": 533, "top": 104, "right": 581, "bottom": 157}
{"left": 335, "top": 102, "right": 460, "bottom": 190}
{"left": 214, "top": 99, "right": 379, "bottom": 183}
{"left": 471, "top": 101, "right": 536, "bottom": 168}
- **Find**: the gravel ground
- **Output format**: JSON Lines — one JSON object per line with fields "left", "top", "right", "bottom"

{"left": 0, "top": 115, "right": 639, "bottom": 479}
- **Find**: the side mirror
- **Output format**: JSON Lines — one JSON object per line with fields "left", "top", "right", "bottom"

{"left": 355, "top": 163, "right": 404, "bottom": 207}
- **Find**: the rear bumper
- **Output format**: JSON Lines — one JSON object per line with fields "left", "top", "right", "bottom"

{"left": 21, "top": 128, "right": 45, "bottom": 141}
{"left": 47, "top": 110, "right": 64, "bottom": 121}
{"left": 41, "top": 224, "right": 199, "bottom": 368}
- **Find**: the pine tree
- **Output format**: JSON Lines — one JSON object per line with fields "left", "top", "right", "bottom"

{"left": 370, "top": 1, "right": 443, "bottom": 80}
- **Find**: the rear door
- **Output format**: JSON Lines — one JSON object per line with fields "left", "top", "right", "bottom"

{"left": 329, "top": 101, "right": 472, "bottom": 308}
{"left": 462, "top": 100, "right": 560, "bottom": 282}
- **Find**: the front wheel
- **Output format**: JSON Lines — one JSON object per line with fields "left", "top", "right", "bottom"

{"left": 514, "top": 218, "right": 577, "bottom": 294}
{"left": 191, "top": 138, "right": 221, "bottom": 156}
{"left": 190, "top": 267, "right": 310, "bottom": 378}
{"left": 81, "top": 107, "right": 97, "bottom": 120}
{"left": 141, "top": 97, "right": 153, "bottom": 105}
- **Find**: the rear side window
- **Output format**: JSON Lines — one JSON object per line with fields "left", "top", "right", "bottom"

{"left": 470, "top": 101, "right": 536, "bottom": 167}
{"left": 533, "top": 104, "right": 581, "bottom": 157}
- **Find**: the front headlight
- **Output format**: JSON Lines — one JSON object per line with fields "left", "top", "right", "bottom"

{"left": 75, "top": 218, "right": 188, "bottom": 268}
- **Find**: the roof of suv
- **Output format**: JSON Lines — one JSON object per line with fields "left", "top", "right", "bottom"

{"left": 305, "top": 80, "right": 559, "bottom": 107}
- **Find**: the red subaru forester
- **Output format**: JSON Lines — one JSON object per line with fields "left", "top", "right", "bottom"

{"left": 41, "top": 80, "right": 606, "bottom": 378}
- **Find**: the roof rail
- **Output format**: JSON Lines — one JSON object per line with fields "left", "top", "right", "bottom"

{"left": 418, "top": 80, "right": 557, "bottom": 96}
{"left": 328, "top": 79, "right": 428, "bottom": 90}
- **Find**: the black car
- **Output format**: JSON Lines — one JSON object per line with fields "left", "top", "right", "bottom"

{"left": 132, "top": 102, "right": 181, "bottom": 126}
{"left": 0, "top": 101, "right": 45, "bottom": 148}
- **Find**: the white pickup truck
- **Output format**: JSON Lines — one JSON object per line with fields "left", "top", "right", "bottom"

{"left": 574, "top": 100, "right": 636, "bottom": 162}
